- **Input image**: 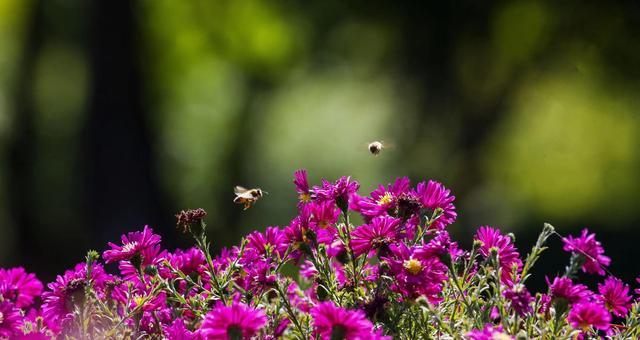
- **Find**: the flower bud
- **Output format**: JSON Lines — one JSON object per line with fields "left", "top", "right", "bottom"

{"left": 472, "top": 239, "right": 484, "bottom": 250}
{"left": 415, "top": 296, "right": 429, "bottom": 306}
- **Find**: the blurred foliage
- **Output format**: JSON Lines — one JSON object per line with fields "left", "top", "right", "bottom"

{"left": 0, "top": 0, "right": 639, "bottom": 286}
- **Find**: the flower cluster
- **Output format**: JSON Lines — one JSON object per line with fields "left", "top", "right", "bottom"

{"left": 1, "top": 171, "right": 640, "bottom": 339}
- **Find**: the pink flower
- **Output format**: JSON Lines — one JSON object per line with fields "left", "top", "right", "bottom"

{"left": 474, "top": 226, "right": 522, "bottom": 285}
{"left": 41, "top": 262, "right": 112, "bottom": 333}
{"left": 168, "top": 247, "right": 206, "bottom": 276}
{"left": 246, "top": 226, "right": 289, "bottom": 258}
{"left": 313, "top": 176, "right": 360, "bottom": 210}
{"left": 350, "top": 216, "right": 400, "bottom": 256}
{"left": 118, "top": 244, "right": 167, "bottom": 284}
{"left": 503, "top": 284, "right": 533, "bottom": 316}
{"left": 309, "top": 201, "right": 341, "bottom": 244}
{"left": 350, "top": 177, "right": 411, "bottom": 219}
{"left": 597, "top": 276, "right": 632, "bottom": 317}
{"left": 163, "top": 318, "right": 198, "bottom": 340}
{"left": 0, "top": 301, "right": 21, "bottom": 338}
{"left": 567, "top": 302, "right": 611, "bottom": 332}
{"left": 311, "top": 302, "right": 376, "bottom": 340}
{"left": 238, "top": 260, "right": 276, "bottom": 295}
{"left": 562, "top": 229, "right": 610, "bottom": 276}
{"left": 383, "top": 243, "right": 447, "bottom": 302}
{"left": 415, "top": 180, "right": 456, "bottom": 230}
{"left": 547, "top": 276, "right": 592, "bottom": 305}
{"left": 421, "top": 230, "right": 463, "bottom": 262}
{"left": 294, "top": 169, "right": 312, "bottom": 205}
{"left": 213, "top": 247, "right": 239, "bottom": 273}
{"left": 285, "top": 205, "right": 314, "bottom": 260}
{"left": 467, "top": 324, "right": 512, "bottom": 340}
{"left": 0, "top": 267, "right": 43, "bottom": 308}
{"left": 103, "top": 225, "right": 162, "bottom": 263}
{"left": 199, "top": 301, "right": 266, "bottom": 339}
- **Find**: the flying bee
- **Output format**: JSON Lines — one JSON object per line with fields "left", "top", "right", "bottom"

{"left": 233, "top": 186, "right": 267, "bottom": 210}
{"left": 368, "top": 140, "right": 385, "bottom": 156}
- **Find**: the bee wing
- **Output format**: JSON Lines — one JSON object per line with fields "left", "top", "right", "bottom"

{"left": 380, "top": 139, "right": 396, "bottom": 149}
{"left": 234, "top": 186, "right": 248, "bottom": 194}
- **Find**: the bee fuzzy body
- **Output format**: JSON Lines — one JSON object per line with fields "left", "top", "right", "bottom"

{"left": 368, "top": 141, "right": 384, "bottom": 156}
{"left": 233, "top": 186, "right": 265, "bottom": 210}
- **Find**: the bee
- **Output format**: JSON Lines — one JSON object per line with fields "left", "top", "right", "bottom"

{"left": 368, "top": 141, "right": 385, "bottom": 156}
{"left": 233, "top": 186, "right": 267, "bottom": 210}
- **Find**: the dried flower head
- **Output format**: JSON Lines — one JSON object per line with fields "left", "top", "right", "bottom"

{"left": 175, "top": 208, "right": 207, "bottom": 233}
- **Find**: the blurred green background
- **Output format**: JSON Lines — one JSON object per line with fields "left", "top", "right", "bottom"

{"left": 0, "top": 0, "right": 638, "bottom": 289}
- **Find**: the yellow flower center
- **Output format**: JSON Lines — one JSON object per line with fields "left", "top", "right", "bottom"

{"left": 377, "top": 192, "right": 393, "bottom": 206}
{"left": 299, "top": 193, "right": 311, "bottom": 203}
{"left": 133, "top": 295, "right": 145, "bottom": 307}
{"left": 403, "top": 259, "right": 423, "bottom": 275}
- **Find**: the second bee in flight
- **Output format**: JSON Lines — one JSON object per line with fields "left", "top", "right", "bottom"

{"left": 233, "top": 186, "right": 266, "bottom": 210}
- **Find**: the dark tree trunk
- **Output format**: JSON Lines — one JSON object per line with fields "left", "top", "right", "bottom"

{"left": 84, "top": 0, "right": 172, "bottom": 249}
{"left": 7, "top": 0, "right": 44, "bottom": 270}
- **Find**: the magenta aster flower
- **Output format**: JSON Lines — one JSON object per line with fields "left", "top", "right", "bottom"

{"left": 547, "top": 276, "right": 592, "bottom": 305}
{"left": 212, "top": 246, "right": 240, "bottom": 274}
{"left": 474, "top": 226, "right": 522, "bottom": 285}
{"left": 309, "top": 201, "right": 341, "bottom": 244}
{"left": 294, "top": 169, "right": 312, "bottom": 205}
{"left": 350, "top": 216, "right": 400, "bottom": 257}
{"left": 285, "top": 205, "right": 314, "bottom": 257}
{"left": 0, "top": 267, "right": 43, "bottom": 308}
{"left": 163, "top": 317, "right": 196, "bottom": 340}
{"left": 0, "top": 301, "right": 21, "bottom": 338}
{"left": 119, "top": 244, "right": 167, "bottom": 284}
{"left": 199, "top": 301, "right": 266, "bottom": 339}
{"left": 383, "top": 243, "right": 448, "bottom": 302}
{"left": 138, "top": 306, "right": 172, "bottom": 335}
{"left": 420, "top": 230, "right": 463, "bottom": 263}
{"left": 562, "top": 229, "right": 610, "bottom": 276}
{"left": 234, "top": 259, "right": 276, "bottom": 296}
{"left": 41, "top": 262, "right": 111, "bottom": 333}
{"left": 311, "top": 302, "right": 375, "bottom": 340}
{"left": 287, "top": 282, "right": 312, "bottom": 313}
{"left": 103, "top": 225, "right": 162, "bottom": 263}
{"left": 168, "top": 247, "right": 206, "bottom": 276}
{"left": 350, "top": 177, "right": 411, "bottom": 219}
{"left": 597, "top": 276, "right": 632, "bottom": 317}
{"left": 503, "top": 284, "right": 533, "bottom": 316}
{"left": 272, "top": 318, "right": 291, "bottom": 339}
{"left": 246, "top": 226, "right": 289, "bottom": 258}
{"left": 313, "top": 176, "right": 360, "bottom": 210}
{"left": 467, "top": 324, "right": 512, "bottom": 340}
{"left": 567, "top": 302, "right": 611, "bottom": 332}
{"left": 415, "top": 180, "right": 456, "bottom": 230}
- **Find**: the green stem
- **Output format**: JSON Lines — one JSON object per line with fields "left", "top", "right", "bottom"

{"left": 275, "top": 281, "right": 308, "bottom": 340}
{"left": 342, "top": 209, "right": 360, "bottom": 289}
{"left": 193, "top": 224, "right": 228, "bottom": 304}
{"left": 446, "top": 262, "right": 473, "bottom": 313}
